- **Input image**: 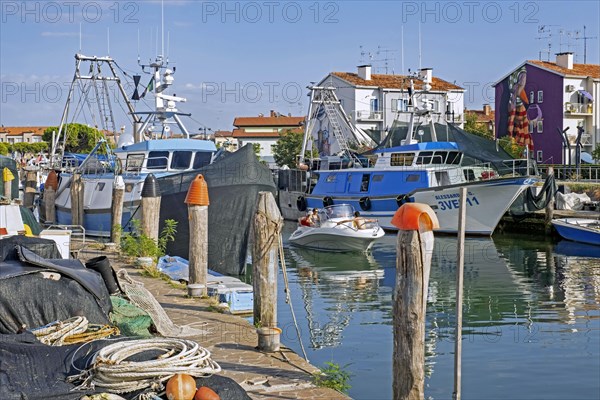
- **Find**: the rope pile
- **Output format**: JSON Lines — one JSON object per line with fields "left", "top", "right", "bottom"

{"left": 70, "top": 338, "right": 221, "bottom": 394}
{"left": 31, "top": 316, "right": 118, "bottom": 346}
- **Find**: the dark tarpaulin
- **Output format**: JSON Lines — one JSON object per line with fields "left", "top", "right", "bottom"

{"left": 160, "top": 144, "right": 276, "bottom": 276}
{"left": 0, "top": 236, "right": 111, "bottom": 334}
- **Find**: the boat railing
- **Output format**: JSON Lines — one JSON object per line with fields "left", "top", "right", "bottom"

{"left": 538, "top": 164, "right": 600, "bottom": 182}
{"left": 499, "top": 158, "right": 535, "bottom": 177}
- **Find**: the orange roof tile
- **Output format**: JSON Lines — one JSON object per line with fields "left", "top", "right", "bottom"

{"left": 528, "top": 60, "right": 600, "bottom": 78}
{"left": 214, "top": 130, "right": 233, "bottom": 137}
{"left": 233, "top": 116, "right": 305, "bottom": 127}
{"left": 331, "top": 72, "right": 463, "bottom": 91}
{"left": 232, "top": 128, "right": 303, "bottom": 138}
{"left": 0, "top": 126, "right": 47, "bottom": 136}
{"left": 465, "top": 109, "right": 495, "bottom": 123}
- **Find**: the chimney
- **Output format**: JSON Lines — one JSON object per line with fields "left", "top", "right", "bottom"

{"left": 357, "top": 65, "right": 372, "bottom": 80}
{"left": 483, "top": 104, "right": 491, "bottom": 116}
{"left": 556, "top": 52, "right": 574, "bottom": 69}
{"left": 270, "top": 110, "right": 276, "bottom": 117}
{"left": 419, "top": 68, "right": 433, "bottom": 84}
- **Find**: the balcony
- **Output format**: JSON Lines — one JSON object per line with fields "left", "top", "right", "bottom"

{"left": 356, "top": 110, "right": 383, "bottom": 121}
{"left": 565, "top": 102, "right": 593, "bottom": 115}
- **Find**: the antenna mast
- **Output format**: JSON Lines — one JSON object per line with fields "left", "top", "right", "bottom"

{"left": 161, "top": 0, "right": 165, "bottom": 58}
{"left": 575, "top": 25, "right": 597, "bottom": 64}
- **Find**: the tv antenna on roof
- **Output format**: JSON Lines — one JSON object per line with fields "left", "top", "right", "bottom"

{"left": 535, "top": 24, "right": 560, "bottom": 61}
{"left": 574, "top": 25, "right": 597, "bottom": 64}
{"left": 358, "top": 45, "right": 396, "bottom": 74}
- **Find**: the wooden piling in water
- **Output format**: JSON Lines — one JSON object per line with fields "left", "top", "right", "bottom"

{"left": 545, "top": 166, "right": 555, "bottom": 235}
{"left": 111, "top": 176, "right": 125, "bottom": 244}
{"left": 391, "top": 203, "right": 439, "bottom": 400}
{"left": 252, "top": 191, "right": 283, "bottom": 331}
{"left": 185, "top": 175, "right": 209, "bottom": 297}
{"left": 70, "top": 172, "right": 84, "bottom": 226}
{"left": 141, "top": 174, "right": 161, "bottom": 242}
{"left": 453, "top": 187, "right": 467, "bottom": 400}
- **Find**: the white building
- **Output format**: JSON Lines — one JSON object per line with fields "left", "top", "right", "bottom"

{"left": 317, "top": 65, "right": 465, "bottom": 142}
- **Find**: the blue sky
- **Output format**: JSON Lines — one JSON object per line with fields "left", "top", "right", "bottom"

{"left": 1, "top": 0, "right": 598, "bottom": 134}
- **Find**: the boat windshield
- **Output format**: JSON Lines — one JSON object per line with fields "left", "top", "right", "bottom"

{"left": 321, "top": 204, "right": 355, "bottom": 219}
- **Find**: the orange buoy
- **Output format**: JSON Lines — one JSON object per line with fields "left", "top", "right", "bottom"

{"left": 166, "top": 373, "right": 197, "bottom": 400}
{"left": 390, "top": 203, "right": 439, "bottom": 232}
{"left": 184, "top": 174, "right": 210, "bottom": 206}
{"left": 194, "top": 386, "right": 220, "bottom": 400}
{"left": 45, "top": 170, "right": 59, "bottom": 191}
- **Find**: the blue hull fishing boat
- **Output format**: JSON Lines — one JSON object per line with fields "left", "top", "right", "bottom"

{"left": 46, "top": 51, "right": 274, "bottom": 275}
{"left": 551, "top": 218, "right": 600, "bottom": 246}
{"left": 294, "top": 85, "right": 537, "bottom": 235}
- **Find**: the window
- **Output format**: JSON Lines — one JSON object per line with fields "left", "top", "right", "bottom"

{"left": 433, "top": 100, "right": 440, "bottom": 112}
{"left": 170, "top": 151, "right": 192, "bottom": 170}
{"left": 391, "top": 99, "right": 398, "bottom": 111}
{"left": 431, "top": 151, "right": 447, "bottom": 164}
{"left": 147, "top": 151, "right": 169, "bottom": 169}
{"left": 372, "top": 174, "right": 384, "bottom": 182}
{"left": 537, "top": 90, "right": 543, "bottom": 103}
{"left": 537, "top": 120, "right": 543, "bottom": 133}
{"left": 360, "top": 174, "right": 370, "bottom": 192}
{"left": 529, "top": 121, "right": 535, "bottom": 133}
{"left": 446, "top": 151, "right": 461, "bottom": 165}
{"left": 530, "top": 91, "right": 534, "bottom": 104}
{"left": 406, "top": 174, "right": 421, "bottom": 182}
{"left": 370, "top": 98, "right": 379, "bottom": 112}
{"left": 193, "top": 152, "right": 213, "bottom": 169}
{"left": 95, "top": 182, "right": 106, "bottom": 191}
{"left": 391, "top": 153, "right": 414, "bottom": 166}
{"left": 416, "top": 151, "right": 433, "bottom": 165}
{"left": 125, "top": 154, "right": 145, "bottom": 172}
{"left": 537, "top": 150, "right": 543, "bottom": 162}
{"left": 392, "top": 98, "right": 409, "bottom": 112}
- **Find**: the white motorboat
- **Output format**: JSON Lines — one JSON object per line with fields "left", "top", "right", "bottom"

{"left": 288, "top": 204, "right": 384, "bottom": 252}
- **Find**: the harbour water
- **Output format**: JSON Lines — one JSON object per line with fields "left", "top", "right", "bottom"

{"left": 276, "top": 222, "right": 600, "bottom": 400}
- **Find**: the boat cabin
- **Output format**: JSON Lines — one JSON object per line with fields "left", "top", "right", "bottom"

{"left": 115, "top": 139, "right": 217, "bottom": 175}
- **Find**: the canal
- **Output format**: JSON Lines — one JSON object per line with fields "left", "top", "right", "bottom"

{"left": 276, "top": 223, "right": 600, "bottom": 399}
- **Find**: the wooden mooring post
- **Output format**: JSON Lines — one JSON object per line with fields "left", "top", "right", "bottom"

{"left": 111, "top": 175, "right": 125, "bottom": 244}
{"left": 23, "top": 170, "right": 38, "bottom": 208}
{"left": 141, "top": 174, "right": 161, "bottom": 242}
{"left": 453, "top": 187, "right": 467, "bottom": 400}
{"left": 252, "top": 191, "right": 283, "bottom": 332}
{"left": 185, "top": 175, "right": 210, "bottom": 297}
{"left": 545, "top": 166, "right": 555, "bottom": 235}
{"left": 44, "top": 170, "right": 59, "bottom": 225}
{"left": 3, "top": 167, "right": 14, "bottom": 200}
{"left": 391, "top": 203, "right": 439, "bottom": 400}
{"left": 70, "top": 172, "right": 84, "bottom": 226}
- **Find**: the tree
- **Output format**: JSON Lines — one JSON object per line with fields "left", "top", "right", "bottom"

{"left": 463, "top": 112, "right": 492, "bottom": 138}
{"left": 0, "top": 143, "right": 9, "bottom": 156}
{"left": 592, "top": 144, "right": 600, "bottom": 163}
{"left": 42, "top": 123, "right": 105, "bottom": 153}
{"left": 10, "top": 142, "right": 48, "bottom": 154}
{"left": 252, "top": 143, "right": 262, "bottom": 156}
{"left": 272, "top": 129, "right": 305, "bottom": 168}
{"left": 498, "top": 136, "right": 526, "bottom": 159}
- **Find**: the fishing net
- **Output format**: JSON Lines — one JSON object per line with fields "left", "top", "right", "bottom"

{"left": 116, "top": 270, "right": 206, "bottom": 337}
{"left": 109, "top": 296, "right": 153, "bottom": 338}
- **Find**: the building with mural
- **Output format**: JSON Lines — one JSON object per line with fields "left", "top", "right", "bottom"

{"left": 494, "top": 53, "right": 599, "bottom": 164}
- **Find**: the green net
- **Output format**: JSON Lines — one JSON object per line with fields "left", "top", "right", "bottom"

{"left": 109, "top": 296, "right": 153, "bottom": 338}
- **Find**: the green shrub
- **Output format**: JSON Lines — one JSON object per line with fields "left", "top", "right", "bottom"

{"left": 119, "top": 219, "right": 178, "bottom": 260}
{"left": 313, "top": 362, "right": 352, "bottom": 394}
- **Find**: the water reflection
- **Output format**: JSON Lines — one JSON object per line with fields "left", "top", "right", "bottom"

{"left": 278, "top": 224, "right": 600, "bottom": 400}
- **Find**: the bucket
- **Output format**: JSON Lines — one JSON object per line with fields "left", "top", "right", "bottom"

{"left": 85, "top": 255, "right": 120, "bottom": 295}
{"left": 257, "top": 327, "right": 282, "bottom": 352}
{"left": 187, "top": 283, "right": 206, "bottom": 297}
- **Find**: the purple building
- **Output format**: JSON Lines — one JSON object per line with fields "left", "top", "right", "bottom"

{"left": 494, "top": 53, "right": 599, "bottom": 164}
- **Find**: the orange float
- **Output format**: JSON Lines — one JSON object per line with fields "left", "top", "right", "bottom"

{"left": 165, "top": 373, "right": 197, "bottom": 400}
{"left": 390, "top": 203, "right": 439, "bottom": 232}
{"left": 194, "top": 386, "right": 220, "bottom": 400}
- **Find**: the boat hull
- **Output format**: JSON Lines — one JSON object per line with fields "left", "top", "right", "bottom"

{"left": 305, "top": 177, "right": 535, "bottom": 235}
{"left": 289, "top": 225, "right": 384, "bottom": 252}
{"left": 551, "top": 218, "right": 600, "bottom": 246}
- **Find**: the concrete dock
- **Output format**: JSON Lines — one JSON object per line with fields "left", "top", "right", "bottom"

{"left": 78, "top": 246, "right": 350, "bottom": 400}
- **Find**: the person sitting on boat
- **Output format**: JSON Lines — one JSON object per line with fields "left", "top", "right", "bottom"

{"left": 299, "top": 209, "right": 320, "bottom": 227}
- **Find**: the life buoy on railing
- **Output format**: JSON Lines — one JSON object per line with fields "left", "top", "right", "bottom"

{"left": 359, "top": 196, "right": 372, "bottom": 211}
{"left": 323, "top": 196, "right": 334, "bottom": 207}
{"left": 296, "top": 196, "right": 307, "bottom": 212}
{"left": 396, "top": 194, "right": 410, "bottom": 207}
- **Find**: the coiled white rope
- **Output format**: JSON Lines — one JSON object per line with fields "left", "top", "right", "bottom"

{"left": 70, "top": 338, "right": 221, "bottom": 394}
{"left": 31, "top": 316, "right": 89, "bottom": 346}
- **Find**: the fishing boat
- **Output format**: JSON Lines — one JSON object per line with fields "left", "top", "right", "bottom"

{"left": 289, "top": 204, "right": 384, "bottom": 252}
{"left": 551, "top": 218, "right": 600, "bottom": 246}
{"left": 291, "top": 84, "right": 538, "bottom": 235}
{"left": 44, "top": 52, "right": 274, "bottom": 275}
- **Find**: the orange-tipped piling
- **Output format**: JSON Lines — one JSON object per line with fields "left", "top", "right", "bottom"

{"left": 391, "top": 203, "right": 439, "bottom": 232}
{"left": 185, "top": 174, "right": 209, "bottom": 206}
{"left": 45, "top": 170, "right": 58, "bottom": 191}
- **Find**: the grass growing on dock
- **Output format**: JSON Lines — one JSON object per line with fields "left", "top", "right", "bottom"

{"left": 313, "top": 362, "right": 352, "bottom": 394}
